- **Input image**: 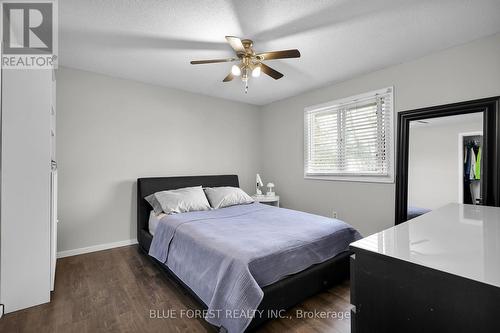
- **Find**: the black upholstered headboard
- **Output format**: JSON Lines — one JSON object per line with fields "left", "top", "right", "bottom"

{"left": 137, "top": 175, "right": 239, "bottom": 252}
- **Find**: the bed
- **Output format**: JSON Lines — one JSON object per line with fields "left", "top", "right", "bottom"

{"left": 407, "top": 206, "right": 431, "bottom": 220}
{"left": 137, "top": 175, "right": 360, "bottom": 332}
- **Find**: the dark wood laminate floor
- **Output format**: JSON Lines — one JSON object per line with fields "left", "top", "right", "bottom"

{"left": 0, "top": 245, "right": 352, "bottom": 333}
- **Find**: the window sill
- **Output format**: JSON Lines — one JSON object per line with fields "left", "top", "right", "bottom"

{"left": 304, "top": 174, "right": 394, "bottom": 184}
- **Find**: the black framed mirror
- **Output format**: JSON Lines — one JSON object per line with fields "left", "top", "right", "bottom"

{"left": 395, "top": 97, "right": 500, "bottom": 225}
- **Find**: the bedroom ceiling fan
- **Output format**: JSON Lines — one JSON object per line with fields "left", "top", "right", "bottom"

{"left": 190, "top": 36, "right": 300, "bottom": 93}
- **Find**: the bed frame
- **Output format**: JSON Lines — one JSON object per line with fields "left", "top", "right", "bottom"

{"left": 137, "top": 175, "right": 351, "bottom": 331}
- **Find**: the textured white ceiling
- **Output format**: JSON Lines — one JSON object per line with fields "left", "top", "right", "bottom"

{"left": 60, "top": 0, "right": 500, "bottom": 105}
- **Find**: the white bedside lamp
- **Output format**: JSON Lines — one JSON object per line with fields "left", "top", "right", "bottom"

{"left": 255, "top": 174, "right": 264, "bottom": 196}
{"left": 266, "top": 183, "right": 275, "bottom": 196}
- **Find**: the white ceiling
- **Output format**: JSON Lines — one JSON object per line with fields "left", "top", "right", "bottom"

{"left": 60, "top": 0, "right": 500, "bottom": 106}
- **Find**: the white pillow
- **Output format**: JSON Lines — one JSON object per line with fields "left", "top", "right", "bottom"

{"left": 148, "top": 210, "right": 166, "bottom": 235}
{"left": 145, "top": 186, "right": 211, "bottom": 215}
{"left": 204, "top": 187, "right": 254, "bottom": 209}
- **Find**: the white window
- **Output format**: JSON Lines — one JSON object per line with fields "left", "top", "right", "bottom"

{"left": 304, "top": 87, "right": 394, "bottom": 183}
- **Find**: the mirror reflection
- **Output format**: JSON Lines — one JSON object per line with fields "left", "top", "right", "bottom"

{"left": 407, "top": 112, "right": 484, "bottom": 220}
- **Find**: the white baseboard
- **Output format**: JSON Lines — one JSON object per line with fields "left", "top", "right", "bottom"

{"left": 57, "top": 239, "right": 138, "bottom": 258}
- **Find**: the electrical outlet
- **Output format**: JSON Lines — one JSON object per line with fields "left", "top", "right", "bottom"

{"left": 332, "top": 210, "right": 338, "bottom": 219}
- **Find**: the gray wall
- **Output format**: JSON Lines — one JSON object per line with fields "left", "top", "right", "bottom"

{"left": 56, "top": 67, "right": 260, "bottom": 252}
{"left": 408, "top": 117, "right": 483, "bottom": 210}
{"left": 260, "top": 33, "right": 500, "bottom": 236}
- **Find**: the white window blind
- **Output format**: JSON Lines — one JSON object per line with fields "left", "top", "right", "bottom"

{"left": 304, "top": 87, "right": 394, "bottom": 182}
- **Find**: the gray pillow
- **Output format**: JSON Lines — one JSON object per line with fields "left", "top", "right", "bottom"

{"left": 145, "top": 186, "right": 211, "bottom": 215}
{"left": 145, "top": 193, "right": 163, "bottom": 215}
{"left": 204, "top": 186, "right": 254, "bottom": 209}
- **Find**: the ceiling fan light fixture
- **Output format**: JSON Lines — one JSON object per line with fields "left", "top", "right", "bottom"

{"left": 231, "top": 64, "right": 241, "bottom": 76}
{"left": 252, "top": 65, "right": 261, "bottom": 78}
{"left": 190, "top": 36, "right": 301, "bottom": 92}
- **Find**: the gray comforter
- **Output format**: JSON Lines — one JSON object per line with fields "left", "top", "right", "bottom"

{"left": 149, "top": 203, "right": 361, "bottom": 332}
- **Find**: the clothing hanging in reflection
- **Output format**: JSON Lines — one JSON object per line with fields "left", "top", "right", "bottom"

{"left": 464, "top": 138, "right": 482, "bottom": 204}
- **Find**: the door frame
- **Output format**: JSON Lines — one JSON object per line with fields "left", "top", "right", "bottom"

{"left": 395, "top": 97, "right": 500, "bottom": 225}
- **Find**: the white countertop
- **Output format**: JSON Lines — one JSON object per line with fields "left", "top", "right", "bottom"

{"left": 351, "top": 203, "right": 500, "bottom": 288}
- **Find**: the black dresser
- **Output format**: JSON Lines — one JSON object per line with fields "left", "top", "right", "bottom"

{"left": 350, "top": 204, "right": 500, "bottom": 333}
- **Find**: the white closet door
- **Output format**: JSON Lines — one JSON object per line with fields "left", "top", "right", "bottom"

{"left": 50, "top": 69, "right": 57, "bottom": 291}
{"left": 0, "top": 69, "right": 52, "bottom": 313}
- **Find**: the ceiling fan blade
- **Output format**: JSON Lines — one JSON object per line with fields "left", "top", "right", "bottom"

{"left": 260, "top": 63, "right": 284, "bottom": 80}
{"left": 257, "top": 49, "right": 300, "bottom": 61}
{"left": 225, "top": 36, "right": 245, "bottom": 53}
{"left": 190, "top": 57, "right": 238, "bottom": 64}
{"left": 222, "top": 73, "right": 234, "bottom": 82}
